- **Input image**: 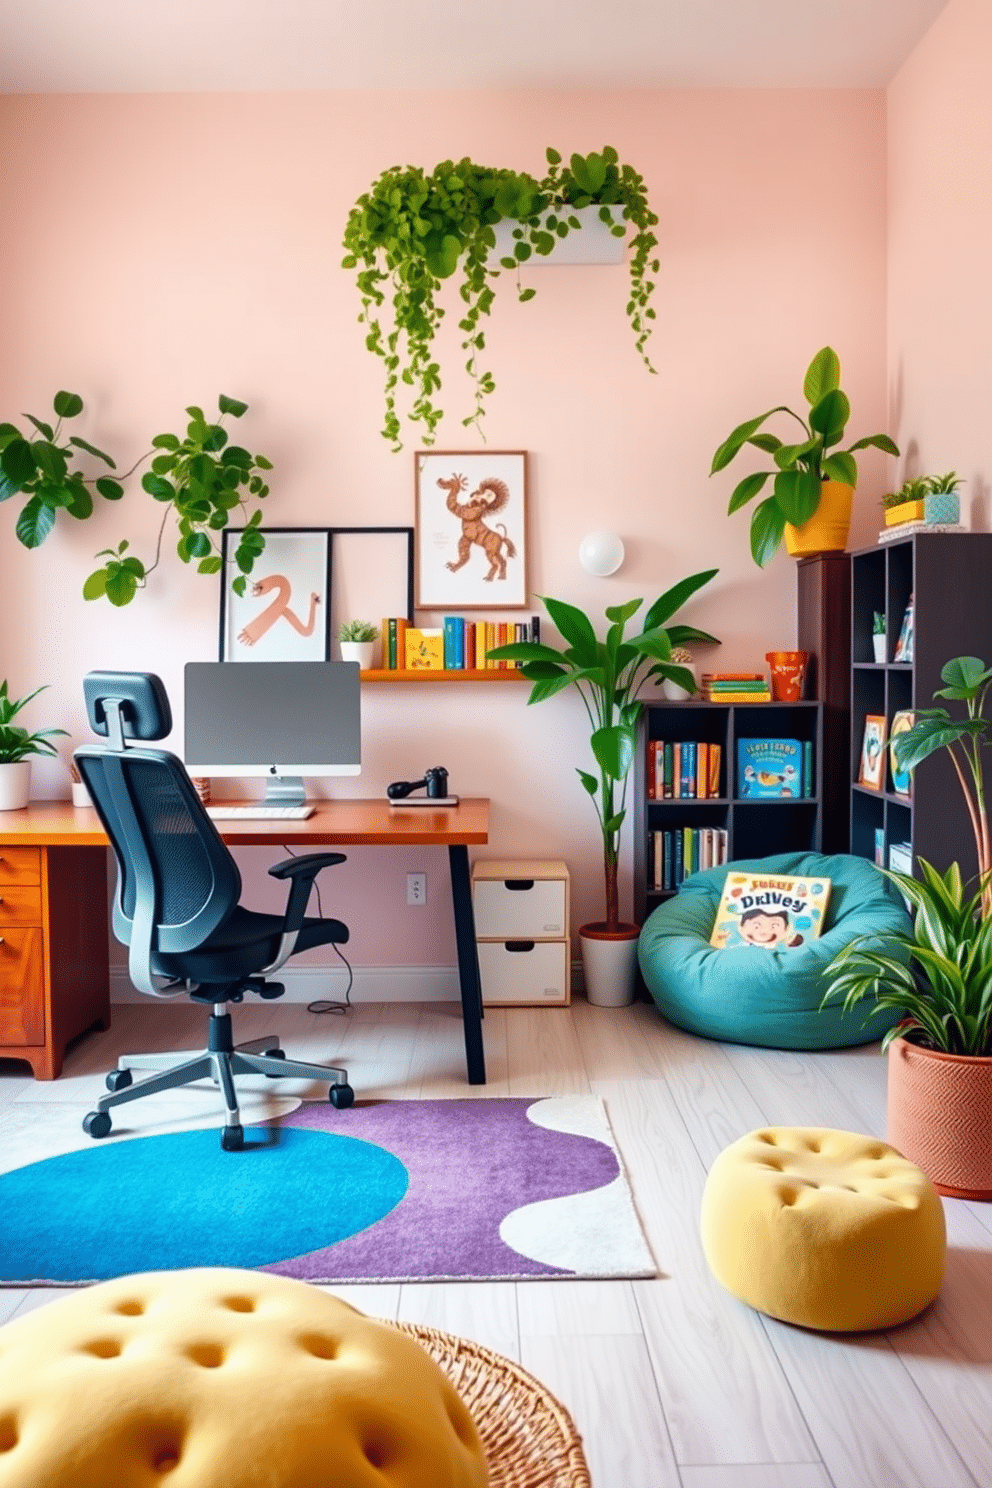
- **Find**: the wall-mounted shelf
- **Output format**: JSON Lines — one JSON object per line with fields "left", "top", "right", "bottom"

{"left": 360, "top": 669, "right": 528, "bottom": 683}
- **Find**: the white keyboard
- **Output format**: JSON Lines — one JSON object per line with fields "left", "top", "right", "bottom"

{"left": 205, "top": 804, "right": 315, "bottom": 821}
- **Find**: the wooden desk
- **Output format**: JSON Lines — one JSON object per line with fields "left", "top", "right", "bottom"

{"left": 0, "top": 798, "right": 489, "bottom": 1085}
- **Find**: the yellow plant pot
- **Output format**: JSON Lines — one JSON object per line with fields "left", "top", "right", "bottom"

{"left": 784, "top": 480, "right": 854, "bottom": 557}
{"left": 884, "top": 500, "right": 925, "bottom": 526}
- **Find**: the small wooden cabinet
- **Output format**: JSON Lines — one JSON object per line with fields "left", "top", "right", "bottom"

{"left": 0, "top": 843, "right": 110, "bottom": 1078}
{"left": 471, "top": 860, "right": 571, "bottom": 1006}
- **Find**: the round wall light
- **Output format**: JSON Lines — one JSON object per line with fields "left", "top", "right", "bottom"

{"left": 578, "top": 530, "right": 625, "bottom": 577}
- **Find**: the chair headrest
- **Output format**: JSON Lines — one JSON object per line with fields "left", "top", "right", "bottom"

{"left": 83, "top": 672, "right": 172, "bottom": 743}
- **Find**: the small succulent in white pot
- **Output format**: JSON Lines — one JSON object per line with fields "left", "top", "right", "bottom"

{"left": 338, "top": 620, "right": 379, "bottom": 669}
{"left": 660, "top": 647, "right": 696, "bottom": 700}
{"left": 0, "top": 681, "right": 68, "bottom": 810}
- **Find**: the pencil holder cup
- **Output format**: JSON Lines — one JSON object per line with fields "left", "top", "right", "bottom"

{"left": 766, "top": 651, "right": 809, "bottom": 702}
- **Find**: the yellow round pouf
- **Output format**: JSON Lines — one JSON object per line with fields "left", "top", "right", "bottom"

{"left": 700, "top": 1127, "right": 946, "bottom": 1332}
{"left": 0, "top": 1268, "right": 489, "bottom": 1488}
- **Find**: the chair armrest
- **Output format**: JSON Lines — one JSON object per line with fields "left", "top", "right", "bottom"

{"left": 268, "top": 852, "right": 347, "bottom": 880}
{"left": 269, "top": 852, "right": 348, "bottom": 935}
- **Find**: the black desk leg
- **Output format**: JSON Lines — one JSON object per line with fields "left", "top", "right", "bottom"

{"left": 448, "top": 843, "right": 486, "bottom": 1085}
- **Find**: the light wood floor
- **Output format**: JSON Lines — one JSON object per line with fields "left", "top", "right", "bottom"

{"left": 2, "top": 998, "right": 991, "bottom": 1488}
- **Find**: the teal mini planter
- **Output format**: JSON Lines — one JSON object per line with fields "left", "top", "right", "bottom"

{"left": 925, "top": 490, "right": 960, "bottom": 525}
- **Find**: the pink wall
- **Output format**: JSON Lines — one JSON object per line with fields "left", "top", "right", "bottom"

{"left": 887, "top": 0, "right": 992, "bottom": 523}
{"left": 0, "top": 88, "right": 889, "bottom": 962}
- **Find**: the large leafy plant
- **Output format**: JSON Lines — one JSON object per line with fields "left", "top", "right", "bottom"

{"left": 710, "top": 346, "right": 899, "bottom": 567}
{"left": 489, "top": 572, "right": 719, "bottom": 931}
{"left": 892, "top": 656, "right": 992, "bottom": 919}
{"left": 0, "top": 392, "right": 272, "bottom": 606}
{"left": 0, "top": 681, "right": 67, "bottom": 764}
{"left": 342, "top": 147, "right": 659, "bottom": 449}
{"left": 822, "top": 861, "right": 992, "bottom": 1056}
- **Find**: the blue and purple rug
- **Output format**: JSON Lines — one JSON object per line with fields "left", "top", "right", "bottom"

{"left": 0, "top": 1097, "right": 655, "bottom": 1285}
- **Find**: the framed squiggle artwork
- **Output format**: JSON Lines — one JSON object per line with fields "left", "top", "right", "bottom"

{"left": 219, "top": 527, "right": 331, "bottom": 662}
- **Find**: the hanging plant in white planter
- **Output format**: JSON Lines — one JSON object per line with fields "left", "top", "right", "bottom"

{"left": 342, "top": 147, "right": 660, "bottom": 449}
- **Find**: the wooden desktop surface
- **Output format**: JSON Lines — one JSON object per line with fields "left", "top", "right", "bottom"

{"left": 0, "top": 798, "right": 490, "bottom": 848}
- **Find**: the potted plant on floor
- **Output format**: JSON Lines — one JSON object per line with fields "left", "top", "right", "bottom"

{"left": 489, "top": 571, "right": 720, "bottom": 1006}
{"left": 0, "top": 681, "right": 67, "bottom": 811}
{"left": 342, "top": 146, "right": 659, "bottom": 448}
{"left": 710, "top": 346, "right": 900, "bottom": 567}
{"left": 822, "top": 655, "right": 992, "bottom": 1197}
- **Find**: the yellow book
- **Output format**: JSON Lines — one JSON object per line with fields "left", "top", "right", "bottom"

{"left": 405, "top": 627, "right": 444, "bottom": 670}
{"left": 475, "top": 622, "right": 487, "bottom": 670}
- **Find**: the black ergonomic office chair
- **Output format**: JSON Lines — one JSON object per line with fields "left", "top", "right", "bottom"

{"left": 75, "top": 671, "right": 354, "bottom": 1151}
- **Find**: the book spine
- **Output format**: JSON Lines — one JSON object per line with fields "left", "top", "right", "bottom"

{"left": 803, "top": 739, "right": 813, "bottom": 797}
{"left": 673, "top": 742, "right": 682, "bottom": 800}
{"left": 708, "top": 742, "right": 721, "bottom": 797}
{"left": 464, "top": 620, "right": 476, "bottom": 671}
{"left": 653, "top": 830, "right": 662, "bottom": 891}
{"left": 673, "top": 829, "right": 684, "bottom": 886}
{"left": 475, "top": 623, "right": 487, "bottom": 669}
{"left": 496, "top": 621, "right": 508, "bottom": 669}
{"left": 647, "top": 740, "right": 657, "bottom": 799}
{"left": 697, "top": 741, "right": 708, "bottom": 800}
{"left": 663, "top": 742, "right": 673, "bottom": 799}
{"left": 395, "top": 617, "right": 408, "bottom": 670}
{"left": 443, "top": 616, "right": 459, "bottom": 669}
{"left": 663, "top": 831, "right": 673, "bottom": 890}
{"left": 655, "top": 740, "right": 665, "bottom": 799}
{"left": 386, "top": 618, "right": 397, "bottom": 670}
{"left": 683, "top": 742, "right": 696, "bottom": 799}
{"left": 530, "top": 614, "right": 541, "bottom": 644}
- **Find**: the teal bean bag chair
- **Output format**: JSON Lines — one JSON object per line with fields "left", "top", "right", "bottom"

{"left": 638, "top": 851, "right": 911, "bottom": 1049}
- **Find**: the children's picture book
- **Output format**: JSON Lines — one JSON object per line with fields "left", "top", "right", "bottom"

{"left": 710, "top": 871, "right": 832, "bottom": 950}
{"left": 737, "top": 738, "right": 803, "bottom": 797}
{"left": 859, "top": 714, "right": 887, "bottom": 790}
{"left": 889, "top": 710, "right": 915, "bottom": 797}
{"left": 404, "top": 627, "right": 444, "bottom": 670}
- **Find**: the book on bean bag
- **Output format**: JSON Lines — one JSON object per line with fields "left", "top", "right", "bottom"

{"left": 710, "top": 872, "right": 831, "bottom": 950}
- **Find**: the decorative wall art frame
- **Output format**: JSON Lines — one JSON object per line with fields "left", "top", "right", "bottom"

{"left": 858, "top": 714, "right": 888, "bottom": 792}
{"left": 414, "top": 451, "right": 528, "bottom": 610}
{"left": 219, "top": 527, "right": 332, "bottom": 662}
{"left": 327, "top": 526, "right": 414, "bottom": 664}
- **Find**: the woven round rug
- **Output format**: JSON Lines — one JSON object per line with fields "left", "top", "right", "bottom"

{"left": 396, "top": 1323, "right": 590, "bottom": 1488}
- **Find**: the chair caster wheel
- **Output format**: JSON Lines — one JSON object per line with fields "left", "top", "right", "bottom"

{"left": 264, "top": 1048, "right": 286, "bottom": 1077}
{"left": 106, "top": 1068, "right": 133, "bottom": 1093}
{"left": 83, "top": 1111, "right": 112, "bottom": 1139}
{"left": 221, "top": 1125, "right": 244, "bottom": 1151}
{"left": 329, "top": 1083, "right": 354, "bottom": 1109}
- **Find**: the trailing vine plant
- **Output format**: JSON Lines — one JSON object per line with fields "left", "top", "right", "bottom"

{"left": 341, "top": 146, "right": 659, "bottom": 449}
{"left": 0, "top": 392, "right": 271, "bottom": 605}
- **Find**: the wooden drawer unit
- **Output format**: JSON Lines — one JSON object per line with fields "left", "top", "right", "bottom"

{"left": 472, "top": 859, "right": 571, "bottom": 1006}
{"left": 0, "top": 840, "right": 110, "bottom": 1079}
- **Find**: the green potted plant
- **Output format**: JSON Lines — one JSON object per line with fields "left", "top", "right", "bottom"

{"left": 822, "top": 655, "right": 992, "bottom": 1197}
{"left": 338, "top": 619, "right": 379, "bottom": 669}
{"left": 0, "top": 681, "right": 67, "bottom": 811}
{"left": 924, "top": 470, "right": 963, "bottom": 526}
{"left": 342, "top": 147, "right": 659, "bottom": 449}
{"left": 872, "top": 611, "right": 886, "bottom": 663}
{"left": 882, "top": 476, "right": 930, "bottom": 527}
{"left": 489, "top": 571, "right": 720, "bottom": 1006}
{"left": 0, "top": 391, "right": 273, "bottom": 606}
{"left": 710, "top": 346, "right": 900, "bottom": 567}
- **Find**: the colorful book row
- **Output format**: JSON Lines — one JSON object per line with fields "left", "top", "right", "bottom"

{"left": 380, "top": 616, "right": 541, "bottom": 671}
{"left": 700, "top": 671, "right": 771, "bottom": 703}
{"left": 650, "top": 827, "right": 729, "bottom": 891}
{"left": 646, "top": 740, "right": 723, "bottom": 799}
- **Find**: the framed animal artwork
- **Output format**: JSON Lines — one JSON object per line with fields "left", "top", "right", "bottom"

{"left": 414, "top": 450, "right": 529, "bottom": 609}
{"left": 219, "top": 527, "right": 332, "bottom": 662}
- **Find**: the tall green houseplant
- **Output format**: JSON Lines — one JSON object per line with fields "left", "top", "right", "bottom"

{"left": 489, "top": 572, "right": 719, "bottom": 931}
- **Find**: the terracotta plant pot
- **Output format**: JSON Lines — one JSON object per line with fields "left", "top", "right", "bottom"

{"left": 579, "top": 922, "right": 640, "bottom": 1008}
{"left": 765, "top": 650, "right": 809, "bottom": 702}
{"left": 784, "top": 479, "right": 854, "bottom": 557}
{"left": 887, "top": 1035, "right": 992, "bottom": 1200}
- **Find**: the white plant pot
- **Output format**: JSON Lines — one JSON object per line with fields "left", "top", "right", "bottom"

{"left": 580, "top": 923, "right": 640, "bottom": 1007}
{"left": 71, "top": 779, "right": 92, "bottom": 808}
{"left": 340, "top": 640, "right": 376, "bottom": 669}
{"left": 0, "top": 761, "right": 32, "bottom": 811}
{"left": 491, "top": 204, "right": 627, "bottom": 266}
{"left": 661, "top": 664, "right": 697, "bottom": 701}
{"left": 872, "top": 634, "right": 887, "bottom": 663}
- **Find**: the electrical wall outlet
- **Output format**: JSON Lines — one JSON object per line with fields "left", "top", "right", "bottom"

{"left": 407, "top": 872, "right": 426, "bottom": 906}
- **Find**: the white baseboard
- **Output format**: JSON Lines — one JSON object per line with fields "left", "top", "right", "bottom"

{"left": 111, "top": 960, "right": 588, "bottom": 1004}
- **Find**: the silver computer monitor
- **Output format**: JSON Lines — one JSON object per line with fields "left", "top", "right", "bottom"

{"left": 184, "top": 661, "right": 361, "bottom": 805}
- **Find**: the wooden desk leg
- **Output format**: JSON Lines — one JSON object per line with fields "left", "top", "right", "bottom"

{"left": 448, "top": 844, "right": 486, "bottom": 1085}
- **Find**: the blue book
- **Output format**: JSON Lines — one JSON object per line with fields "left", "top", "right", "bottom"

{"left": 673, "top": 830, "right": 684, "bottom": 886}
{"left": 802, "top": 739, "right": 813, "bottom": 797}
{"left": 663, "top": 831, "right": 674, "bottom": 890}
{"left": 737, "top": 738, "right": 803, "bottom": 798}
{"left": 443, "top": 616, "right": 464, "bottom": 669}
